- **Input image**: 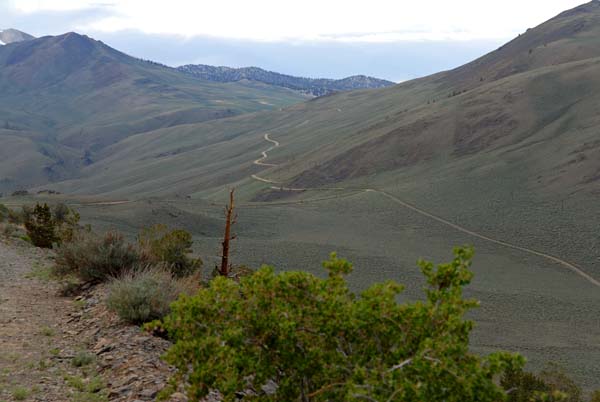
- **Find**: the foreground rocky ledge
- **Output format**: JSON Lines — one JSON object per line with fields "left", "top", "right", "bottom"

{"left": 0, "top": 238, "right": 190, "bottom": 402}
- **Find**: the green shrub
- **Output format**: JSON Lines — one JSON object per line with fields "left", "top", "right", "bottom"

{"left": 590, "top": 390, "right": 600, "bottom": 402}
{"left": 153, "top": 247, "right": 524, "bottom": 401}
{"left": 24, "top": 203, "right": 58, "bottom": 248}
{"left": 107, "top": 265, "right": 199, "bottom": 324}
{"left": 54, "top": 231, "right": 139, "bottom": 282}
{"left": 138, "top": 225, "right": 202, "bottom": 277}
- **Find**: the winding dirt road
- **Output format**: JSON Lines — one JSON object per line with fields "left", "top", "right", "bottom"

{"left": 251, "top": 133, "right": 600, "bottom": 288}
{"left": 253, "top": 134, "right": 279, "bottom": 167}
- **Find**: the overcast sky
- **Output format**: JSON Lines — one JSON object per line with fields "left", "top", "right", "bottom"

{"left": 2, "top": 0, "right": 586, "bottom": 81}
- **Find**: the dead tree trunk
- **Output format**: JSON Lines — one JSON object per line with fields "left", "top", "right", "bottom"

{"left": 219, "top": 188, "right": 236, "bottom": 276}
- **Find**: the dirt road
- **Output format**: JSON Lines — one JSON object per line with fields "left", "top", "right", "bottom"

{"left": 251, "top": 134, "right": 600, "bottom": 289}
{"left": 0, "top": 241, "right": 78, "bottom": 401}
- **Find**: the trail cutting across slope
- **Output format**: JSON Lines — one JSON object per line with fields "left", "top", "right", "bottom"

{"left": 252, "top": 133, "right": 346, "bottom": 191}
{"left": 253, "top": 134, "right": 279, "bottom": 167}
{"left": 251, "top": 134, "right": 600, "bottom": 288}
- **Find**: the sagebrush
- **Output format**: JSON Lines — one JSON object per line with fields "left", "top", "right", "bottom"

{"left": 54, "top": 231, "right": 140, "bottom": 282}
{"left": 107, "top": 265, "right": 199, "bottom": 324}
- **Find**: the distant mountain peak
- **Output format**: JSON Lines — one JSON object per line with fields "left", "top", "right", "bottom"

{"left": 0, "top": 29, "right": 35, "bottom": 45}
{"left": 177, "top": 64, "right": 395, "bottom": 96}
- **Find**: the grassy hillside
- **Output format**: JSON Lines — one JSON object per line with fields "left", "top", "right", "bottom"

{"left": 50, "top": 2, "right": 600, "bottom": 197}
{"left": 47, "top": 2, "right": 600, "bottom": 281}
{"left": 4, "top": 1, "right": 600, "bottom": 391}
{"left": 0, "top": 32, "right": 308, "bottom": 192}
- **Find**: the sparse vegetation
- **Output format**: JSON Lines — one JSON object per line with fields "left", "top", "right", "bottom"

{"left": 24, "top": 262, "right": 54, "bottom": 282}
{"left": 11, "top": 387, "right": 29, "bottom": 400}
{"left": 71, "top": 351, "right": 95, "bottom": 367}
{"left": 107, "top": 265, "right": 199, "bottom": 324}
{"left": 39, "top": 326, "right": 55, "bottom": 337}
{"left": 64, "top": 374, "right": 106, "bottom": 397}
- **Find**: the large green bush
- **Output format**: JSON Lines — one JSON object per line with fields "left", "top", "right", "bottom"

{"left": 107, "top": 265, "right": 199, "bottom": 324}
{"left": 153, "top": 247, "right": 524, "bottom": 401}
{"left": 138, "top": 224, "right": 202, "bottom": 277}
{"left": 54, "top": 231, "right": 140, "bottom": 282}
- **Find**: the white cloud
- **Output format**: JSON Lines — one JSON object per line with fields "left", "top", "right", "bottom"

{"left": 9, "top": 0, "right": 99, "bottom": 13}
{"left": 8, "top": 0, "right": 586, "bottom": 42}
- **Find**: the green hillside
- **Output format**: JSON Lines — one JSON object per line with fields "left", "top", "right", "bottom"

{"left": 0, "top": 32, "right": 308, "bottom": 192}
{"left": 50, "top": 2, "right": 600, "bottom": 276}
{"left": 3, "top": 1, "right": 600, "bottom": 392}
{"left": 52, "top": 2, "right": 600, "bottom": 198}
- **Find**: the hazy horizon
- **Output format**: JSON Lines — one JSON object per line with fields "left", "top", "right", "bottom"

{"left": 1, "top": 0, "right": 587, "bottom": 81}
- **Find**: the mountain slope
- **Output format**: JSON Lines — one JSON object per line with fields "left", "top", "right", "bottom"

{"left": 435, "top": 0, "right": 600, "bottom": 91}
{"left": 0, "top": 32, "right": 308, "bottom": 192}
{"left": 0, "top": 29, "right": 34, "bottom": 45}
{"left": 50, "top": 1, "right": 600, "bottom": 279}
{"left": 30, "top": 2, "right": 600, "bottom": 391}
{"left": 58, "top": 0, "right": 600, "bottom": 197}
{"left": 177, "top": 64, "right": 395, "bottom": 96}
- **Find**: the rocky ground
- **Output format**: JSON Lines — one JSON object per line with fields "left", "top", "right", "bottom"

{"left": 0, "top": 238, "right": 189, "bottom": 402}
